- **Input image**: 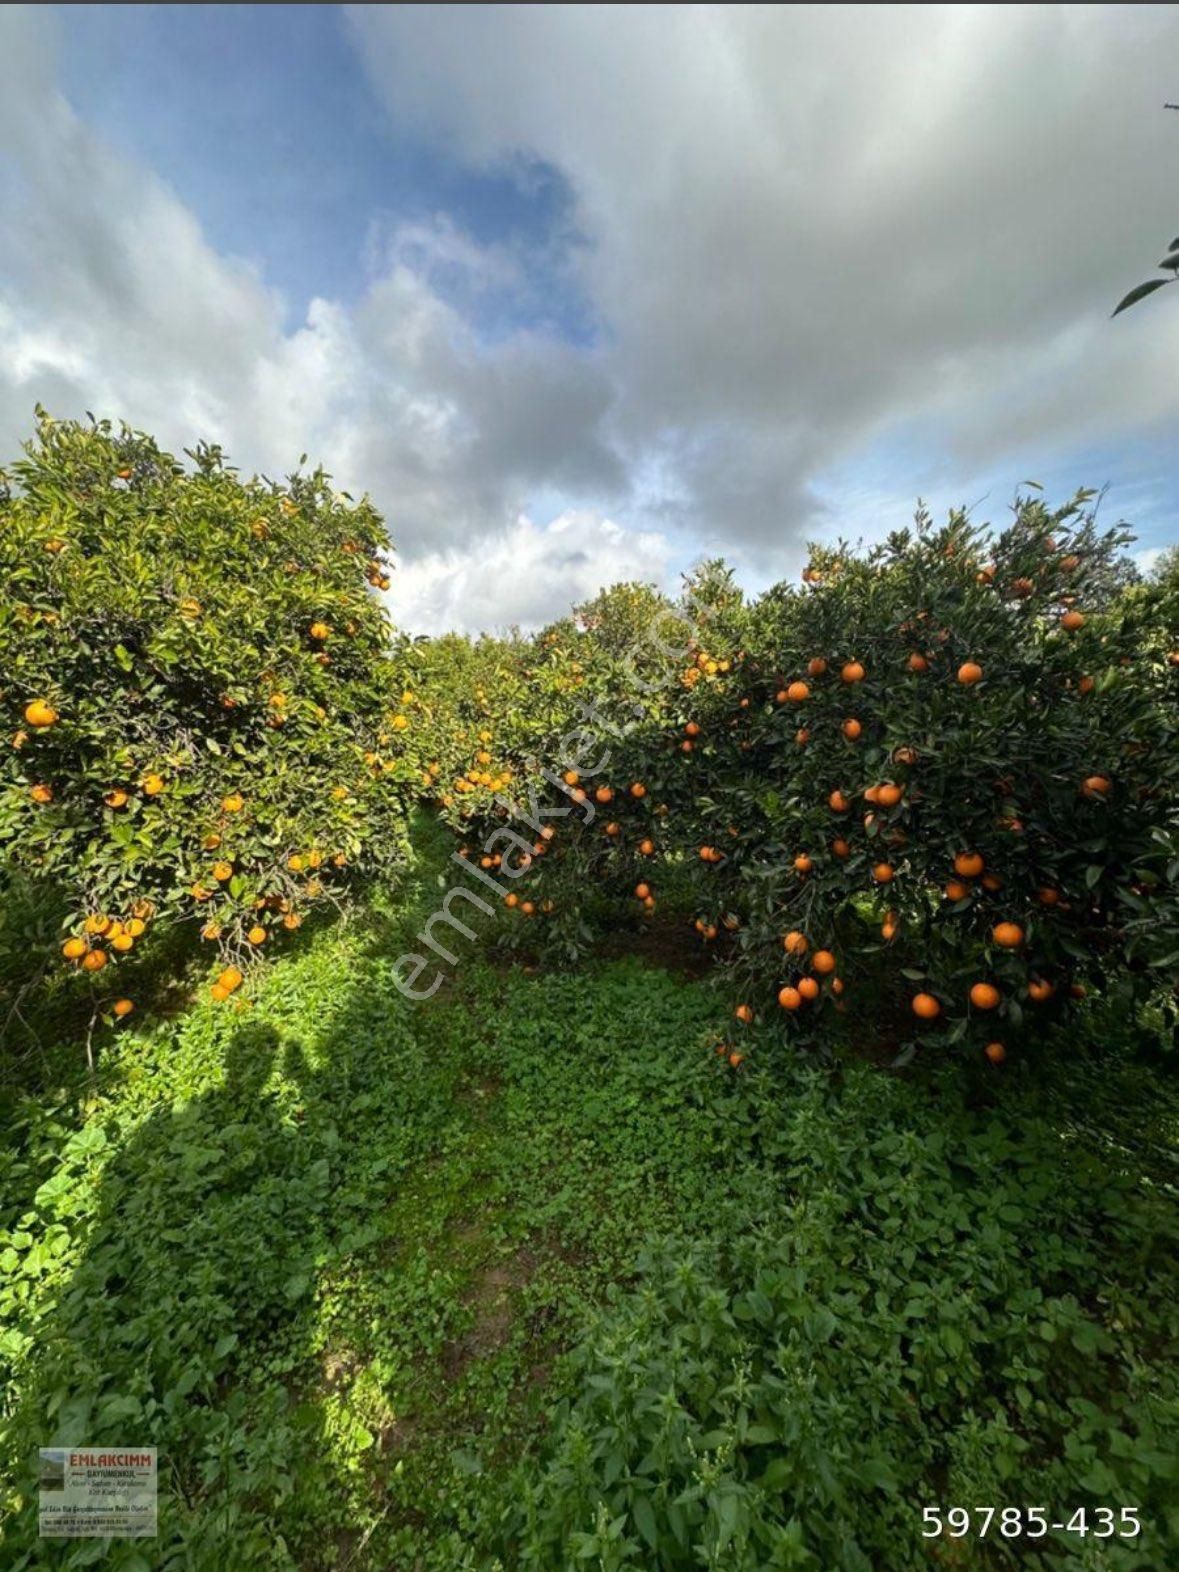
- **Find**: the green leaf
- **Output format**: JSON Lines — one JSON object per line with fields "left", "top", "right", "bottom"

{"left": 1112, "top": 278, "right": 1171, "bottom": 316}
{"left": 632, "top": 1492, "right": 658, "bottom": 1549}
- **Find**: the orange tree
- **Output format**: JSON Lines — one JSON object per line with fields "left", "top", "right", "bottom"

{"left": 670, "top": 492, "right": 1179, "bottom": 1062}
{"left": 423, "top": 493, "right": 1178, "bottom": 1062}
{"left": 1, "top": 411, "right": 415, "bottom": 1027}
{"left": 410, "top": 572, "right": 753, "bottom": 958}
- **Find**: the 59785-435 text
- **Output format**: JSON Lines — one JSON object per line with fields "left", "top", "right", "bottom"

{"left": 922, "top": 1507, "right": 1141, "bottom": 1539}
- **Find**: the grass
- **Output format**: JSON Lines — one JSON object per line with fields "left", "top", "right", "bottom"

{"left": 1, "top": 817, "right": 1177, "bottom": 1570}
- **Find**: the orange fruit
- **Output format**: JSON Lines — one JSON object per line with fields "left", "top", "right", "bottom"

{"left": 112, "top": 934, "right": 134, "bottom": 952}
{"left": 605, "top": 821, "right": 620, "bottom": 837}
{"left": 82, "top": 949, "right": 108, "bottom": 972}
{"left": 735, "top": 1004, "right": 754, "bottom": 1024}
{"left": 842, "top": 718, "right": 862, "bottom": 740}
{"left": 62, "top": 937, "right": 88, "bottom": 960}
{"left": 786, "top": 681, "right": 810, "bottom": 703}
{"left": 807, "top": 657, "right": 827, "bottom": 677}
{"left": 892, "top": 746, "right": 918, "bottom": 766}
{"left": 309, "top": 621, "right": 330, "bottom": 641}
{"left": 1060, "top": 610, "right": 1085, "bottom": 631}
{"left": 684, "top": 721, "right": 700, "bottom": 738}
{"left": 639, "top": 838, "right": 655, "bottom": 855}
{"left": 841, "top": 661, "right": 865, "bottom": 684}
{"left": 881, "top": 912, "right": 899, "bottom": 941}
{"left": 218, "top": 966, "right": 243, "bottom": 993}
{"left": 794, "top": 854, "right": 813, "bottom": 874}
{"left": 783, "top": 930, "right": 808, "bottom": 956}
{"left": 970, "top": 982, "right": 1001, "bottom": 1010}
{"left": 954, "top": 852, "right": 984, "bottom": 878}
{"left": 142, "top": 773, "right": 165, "bottom": 796}
{"left": 563, "top": 770, "right": 579, "bottom": 787}
{"left": 778, "top": 986, "right": 802, "bottom": 1011}
{"left": 1037, "top": 886, "right": 1060, "bottom": 906}
{"left": 1081, "top": 775, "right": 1111, "bottom": 798}
{"left": 522, "top": 901, "right": 536, "bottom": 916}
{"left": 213, "top": 861, "right": 233, "bottom": 883}
{"left": 831, "top": 837, "right": 850, "bottom": 859}
{"left": 831, "top": 977, "right": 845, "bottom": 996}
{"left": 872, "top": 862, "right": 894, "bottom": 883}
{"left": 595, "top": 785, "right": 614, "bottom": 804}
{"left": 634, "top": 883, "right": 651, "bottom": 900}
{"left": 911, "top": 992, "right": 940, "bottom": 1020}
{"left": 247, "top": 925, "right": 266, "bottom": 945}
{"left": 985, "top": 1041, "right": 1006, "bottom": 1065}
{"left": 992, "top": 922, "right": 1023, "bottom": 949}
{"left": 775, "top": 689, "right": 789, "bottom": 704}
{"left": 505, "top": 892, "right": 518, "bottom": 908}
{"left": 798, "top": 976, "right": 820, "bottom": 1001}
{"left": 957, "top": 662, "right": 983, "bottom": 685}
{"left": 907, "top": 653, "right": 929, "bottom": 673}
{"left": 222, "top": 793, "right": 244, "bottom": 813}
{"left": 30, "top": 784, "right": 53, "bottom": 804}
{"left": 945, "top": 879, "right": 970, "bottom": 902}
{"left": 812, "top": 949, "right": 836, "bottom": 975}
{"left": 630, "top": 782, "right": 646, "bottom": 798}
{"left": 113, "top": 999, "right": 134, "bottom": 1018}
{"left": 1027, "top": 978, "right": 1055, "bottom": 1002}
{"left": 981, "top": 873, "right": 1003, "bottom": 891}
{"left": 201, "top": 923, "right": 222, "bottom": 941}
{"left": 828, "top": 789, "right": 851, "bottom": 813}
{"left": 84, "top": 915, "right": 110, "bottom": 936}
{"left": 24, "top": 700, "right": 58, "bottom": 728}
{"left": 876, "top": 783, "right": 903, "bottom": 808}
{"left": 210, "top": 983, "right": 230, "bottom": 1002}
{"left": 794, "top": 728, "right": 810, "bottom": 745}
{"left": 1077, "top": 674, "right": 1095, "bottom": 695}
{"left": 728, "top": 1051, "right": 745, "bottom": 1068}
{"left": 104, "top": 789, "right": 129, "bottom": 809}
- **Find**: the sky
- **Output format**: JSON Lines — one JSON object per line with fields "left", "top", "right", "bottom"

{"left": 0, "top": 4, "right": 1177, "bottom": 634}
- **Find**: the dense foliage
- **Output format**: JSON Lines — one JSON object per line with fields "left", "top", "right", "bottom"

{"left": 2, "top": 418, "right": 1178, "bottom": 1570}
{"left": 428, "top": 497, "right": 1179, "bottom": 1068}
{"left": 1, "top": 414, "right": 412, "bottom": 1033}
{"left": 2, "top": 820, "right": 1177, "bottom": 1570}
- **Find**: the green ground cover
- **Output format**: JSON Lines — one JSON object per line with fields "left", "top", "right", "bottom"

{"left": 2, "top": 817, "right": 1177, "bottom": 1570}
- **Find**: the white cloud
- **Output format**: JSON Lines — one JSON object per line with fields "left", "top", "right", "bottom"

{"left": 2, "top": 4, "right": 1178, "bottom": 640}
{"left": 0, "top": 6, "right": 630, "bottom": 629}
{"left": 349, "top": 3, "right": 1179, "bottom": 548}
{"left": 389, "top": 509, "right": 674, "bottom": 635}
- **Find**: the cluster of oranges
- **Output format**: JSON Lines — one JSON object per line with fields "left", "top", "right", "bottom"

{"left": 681, "top": 646, "right": 737, "bottom": 690}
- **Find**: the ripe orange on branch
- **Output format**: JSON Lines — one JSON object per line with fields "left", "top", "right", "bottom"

{"left": 24, "top": 699, "right": 58, "bottom": 728}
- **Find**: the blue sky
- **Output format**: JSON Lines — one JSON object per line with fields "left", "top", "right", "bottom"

{"left": 55, "top": 5, "right": 594, "bottom": 343}
{"left": 0, "top": 4, "right": 1176, "bottom": 632}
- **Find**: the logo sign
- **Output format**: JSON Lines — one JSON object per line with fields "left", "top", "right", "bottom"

{"left": 39, "top": 1448, "right": 157, "bottom": 1538}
